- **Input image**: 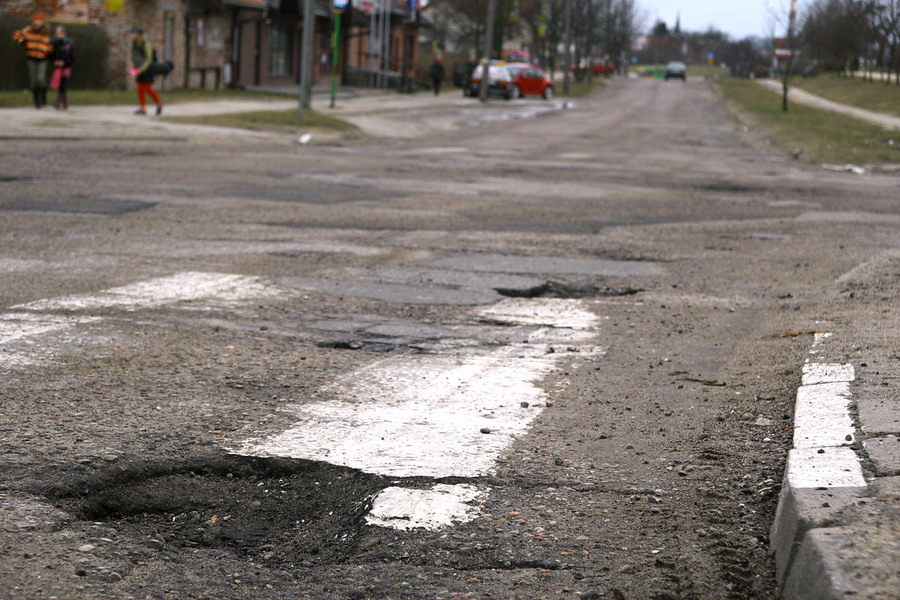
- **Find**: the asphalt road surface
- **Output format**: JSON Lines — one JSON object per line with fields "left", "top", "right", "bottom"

{"left": 1, "top": 78, "right": 898, "bottom": 600}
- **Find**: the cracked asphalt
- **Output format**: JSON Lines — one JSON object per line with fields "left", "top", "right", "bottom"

{"left": 1, "top": 78, "right": 898, "bottom": 600}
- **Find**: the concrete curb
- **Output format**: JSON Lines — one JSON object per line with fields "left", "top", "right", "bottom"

{"left": 770, "top": 301, "right": 900, "bottom": 600}
{"left": 770, "top": 337, "right": 870, "bottom": 599}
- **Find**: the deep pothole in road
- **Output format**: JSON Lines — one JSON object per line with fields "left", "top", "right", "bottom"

{"left": 48, "top": 454, "right": 388, "bottom": 567}
{"left": 495, "top": 280, "right": 643, "bottom": 299}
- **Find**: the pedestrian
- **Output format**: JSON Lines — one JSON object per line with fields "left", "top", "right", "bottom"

{"left": 127, "top": 26, "right": 163, "bottom": 115}
{"left": 11, "top": 13, "right": 53, "bottom": 109}
{"left": 429, "top": 58, "right": 445, "bottom": 96}
{"left": 50, "top": 25, "right": 75, "bottom": 110}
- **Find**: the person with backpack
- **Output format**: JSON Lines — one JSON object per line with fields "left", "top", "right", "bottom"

{"left": 12, "top": 13, "right": 53, "bottom": 109}
{"left": 127, "top": 26, "right": 163, "bottom": 115}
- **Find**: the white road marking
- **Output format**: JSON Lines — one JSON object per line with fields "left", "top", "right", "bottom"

{"left": 237, "top": 347, "right": 557, "bottom": 478}
{"left": 13, "top": 272, "right": 276, "bottom": 312}
{"left": 235, "top": 298, "right": 601, "bottom": 529}
{"left": 0, "top": 313, "right": 102, "bottom": 368}
{"left": 0, "top": 313, "right": 100, "bottom": 344}
{"left": 1, "top": 271, "right": 280, "bottom": 369}
{"left": 366, "top": 484, "right": 485, "bottom": 530}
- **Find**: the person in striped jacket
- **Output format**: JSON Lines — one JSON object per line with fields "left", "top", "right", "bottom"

{"left": 12, "top": 14, "right": 53, "bottom": 108}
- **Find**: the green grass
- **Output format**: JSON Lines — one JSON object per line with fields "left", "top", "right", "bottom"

{"left": 0, "top": 88, "right": 285, "bottom": 108}
{"left": 790, "top": 75, "right": 900, "bottom": 116}
{"left": 715, "top": 77, "right": 900, "bottom": 164}
{"left": 566, "top": 78, "right": 607, "bottom": 97}
{"left": 163, "top": 108, "right": 361, "bottom": 135}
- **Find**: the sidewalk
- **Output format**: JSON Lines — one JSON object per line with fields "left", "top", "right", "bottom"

{"left": 771, "top": 251, "right": 900, "bottom": 599}
{"left": 0, "top": 85, "right": 482, "bottom": 144}
{"left": 756, "top": 78, "right": 900, "bottom": 131}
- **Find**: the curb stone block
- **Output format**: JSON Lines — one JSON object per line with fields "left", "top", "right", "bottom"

{"left": 771, "top": 484, "right": 865, "bottom": 583}
{"left": 782, "top": 527, "right": 860, "bottom": 600}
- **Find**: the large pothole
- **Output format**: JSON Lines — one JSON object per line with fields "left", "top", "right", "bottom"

{"left": 45, "top": 453, "right": 387, "bottom": 567}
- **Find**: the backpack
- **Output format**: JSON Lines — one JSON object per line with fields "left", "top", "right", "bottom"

{"left": 149, "top": 47, "right": 174, "bottom": 77}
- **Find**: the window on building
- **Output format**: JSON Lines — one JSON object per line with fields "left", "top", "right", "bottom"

{"left": 269, "top": 24, "right": 291, "bottom": 77}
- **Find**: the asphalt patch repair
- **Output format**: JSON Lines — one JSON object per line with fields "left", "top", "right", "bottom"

{"left": 37, "top": 453, "right": 389, "bottom": 568}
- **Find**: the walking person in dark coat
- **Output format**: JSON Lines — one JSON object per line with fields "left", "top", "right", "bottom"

{"left": 127, "top": 26, "right": 163, "bottom": 115}
{"left": 12, "top": 14, "right": 52, "bottom": 108}
{"left": 429, "top": 58, "right": 445, "bottom": 96}
{"left": 51, "top": 25, "right": 75, "bottom": 110}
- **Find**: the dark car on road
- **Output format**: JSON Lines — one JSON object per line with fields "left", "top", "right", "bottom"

{"left": 664, "top": 61, "right": 687, "bottom": 81}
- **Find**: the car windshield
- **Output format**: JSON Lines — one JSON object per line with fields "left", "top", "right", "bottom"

{"left": 472, "top": 65, "right": 510, "bottom": 79}
{"left": 667, "top": 62, "right": 686, "bottom": 71}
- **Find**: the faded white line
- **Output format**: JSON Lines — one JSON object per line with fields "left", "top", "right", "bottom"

{"left": 0, "top": 313, "right": 100, "bottom": 344}
{"left": 236, "top": 347, "right": 556, "bottom": 478}
{"left": 1, "top": 271, "right": 280, "bottom": 369}
{"left": 366, "top": 484, "right": 485, "bottom": 530}
{"left": 13, "top": 272, "right": 277, "bottom": 312}
{"left": 234, "top": 298, "right": 600, "bottom": 529}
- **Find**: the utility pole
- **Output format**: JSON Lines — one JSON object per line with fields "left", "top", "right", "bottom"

{"left": 298, "top": 0, "right": 315, "bottom": 122}
{"left": 782, "top": 0, "right": 797, "bottom": 112}
{"left": 563, "top": 0, "right": 571, "bottom": 96}
{"left": 330, "top": 0, "right": 348, "bottom": 108}
{"left": 479, "top": 0, "right": 496, "bottom": 102}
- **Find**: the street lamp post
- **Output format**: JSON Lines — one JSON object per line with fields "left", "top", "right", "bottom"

{"left": 563, "top": 0, "right": 571, "bottom": 96}
{"left": 479, "top": 0, "right": 496, "bottom": 102}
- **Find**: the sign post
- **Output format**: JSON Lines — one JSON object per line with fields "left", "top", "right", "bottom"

{"left": 331, "top": 0, "right": 348, "bottom": 108}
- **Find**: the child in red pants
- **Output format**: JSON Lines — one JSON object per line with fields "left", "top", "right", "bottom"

{"left": 127, "top": 26, "right": 163, "bottom": 115}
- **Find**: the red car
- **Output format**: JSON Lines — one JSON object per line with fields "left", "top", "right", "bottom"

{"left": 505, "top": 62, "right": 555, "bottom": 99}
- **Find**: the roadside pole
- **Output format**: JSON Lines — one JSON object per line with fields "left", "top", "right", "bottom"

{"left": 331, "top": 0, "right": 347, "bottom": 108}
{"left": 479, "top": 0, "right": 496, "bottom": 103}
{"left": 782, "top": 0, "right": 797, "bottom": 112}
{"left": 298, "top": 0, "right": 315, "bottom": 123}
{"left": 563, "top": 0, "right": 571, "bottom": 96}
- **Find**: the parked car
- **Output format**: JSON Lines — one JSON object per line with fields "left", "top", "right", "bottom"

{"left": 664, "top": 61, "right": 687, "bottom": 81}
{"left": 465, "top": 63, "right": 519, "bottom": 99}
{"left": 571, "top": 59, "right": 615, "bottom": 79}
{"left": 505, "top": 62, "right": 555, "bottom": 99}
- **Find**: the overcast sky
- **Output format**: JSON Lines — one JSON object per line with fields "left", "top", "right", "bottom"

{"left": 641, "top": 0, "right": 787, "bottom": 39}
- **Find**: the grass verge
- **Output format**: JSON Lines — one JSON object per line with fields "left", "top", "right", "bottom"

{"left": 0, "top": 88, "right": 285, "bottom": 108}
{"left": 715, "top": 77, "right": 900, "bottom": 165}
{"left": 163, "top": 109, "right": 361, "bottom": 136}
{"left": 791, "top": 75, "right": 900, "bottom": 116}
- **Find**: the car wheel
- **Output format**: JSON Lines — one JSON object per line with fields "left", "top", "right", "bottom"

{"left": 543, "top": 86, "right": 554, "bottom": 100}
{"left": 506, "top": 84, "right": 520, "bottom": 100}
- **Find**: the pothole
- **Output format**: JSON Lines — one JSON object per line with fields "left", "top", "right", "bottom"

{"left": 495, "top": 281, "right": 642, "bottom": 299}
{"left": 46, "top": 454, "right": 387, "bottom": 566}
{"left": 691, "top": 183, "right": 766, "bottom": 194}
{"left": 0, "top": 197, "right": 156, "bottom": 216}
{"left": 316, "top": 339, "right": 430, "bottom": 354}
